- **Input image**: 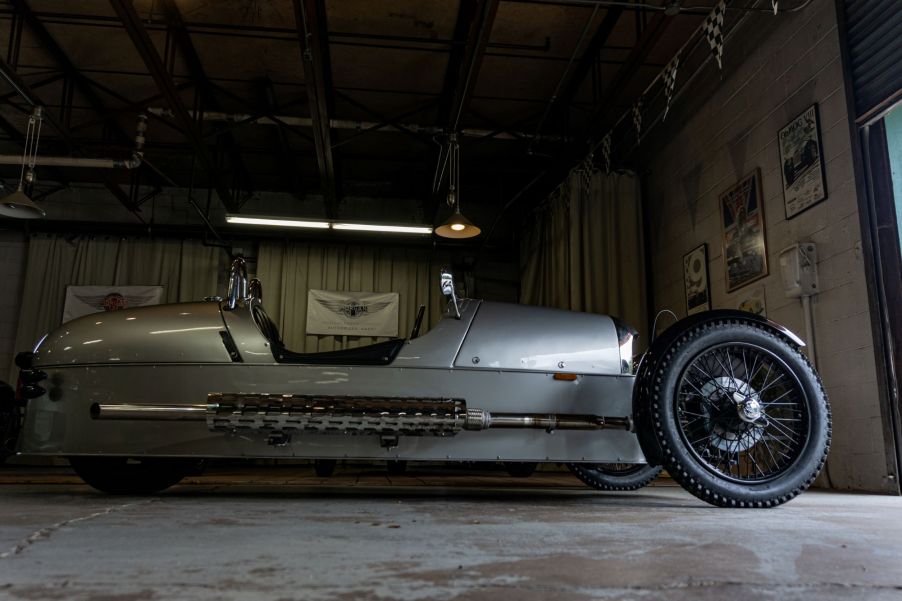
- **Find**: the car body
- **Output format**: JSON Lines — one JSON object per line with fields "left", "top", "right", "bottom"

{"left": 10, "top": 259, "right": 831, "bottom": 507}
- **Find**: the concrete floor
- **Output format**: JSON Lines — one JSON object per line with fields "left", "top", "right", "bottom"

{"left": 1, "top": 466, "right": 901, "bottom": 601}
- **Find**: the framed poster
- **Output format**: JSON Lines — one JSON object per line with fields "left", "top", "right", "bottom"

{"left": 720, "top": 169, "right": 768, "bottom": 292}
{"left": 683, "top": 243, "right": 711, "bottom": 315}
{"left": 737, "top": 286, "right": 767, "bottom": 317}
{"left": 779, "top": 103, "right": 827, "bottom": 219}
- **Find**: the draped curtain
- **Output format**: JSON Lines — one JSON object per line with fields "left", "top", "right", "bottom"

{"left": 12, "top": 235, "right": 224, "bottom": 376}
{"left": 520, "top": 171, "right": 648, "bottom": 345}
{"left": 256, "top": 242, "right": 444, "bottom": 353}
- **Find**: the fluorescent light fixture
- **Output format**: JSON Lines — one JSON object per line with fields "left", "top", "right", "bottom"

{"left": 226, "top": 215, "right": 330, "bottom": 229}
{"left": 226, "top": 214, "right": 432, "bottom": 235}
{"left": 332, "top": 223, "right": 433, "bottom": 235}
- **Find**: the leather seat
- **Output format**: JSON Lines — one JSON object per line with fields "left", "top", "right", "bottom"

{"left": 251, "top": 304, "right": 404, "bottom": 366}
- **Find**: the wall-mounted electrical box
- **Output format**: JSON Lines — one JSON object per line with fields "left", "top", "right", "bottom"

{"left": 779, "top": 243, "right": 818, "bottom": 298}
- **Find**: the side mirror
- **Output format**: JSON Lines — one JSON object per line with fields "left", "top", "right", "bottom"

{"left": 440, "top": 268, "right": 460, "bottom": 319}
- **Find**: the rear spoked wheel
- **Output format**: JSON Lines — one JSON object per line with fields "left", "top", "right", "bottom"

{"left": 568, "top": 462, "right": 662, "bottom": 491}
{"left": 650, "top": 321, "right": 831, "bottom": 507}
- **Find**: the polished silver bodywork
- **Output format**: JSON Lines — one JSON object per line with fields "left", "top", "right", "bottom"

{"left": 17, "top": 289, "right": 645, "bottom": 463}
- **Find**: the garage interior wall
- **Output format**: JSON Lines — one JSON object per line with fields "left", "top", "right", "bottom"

{"left": 520, "top": 171, "right": 647, "bottom": 344}
{"left": 645, "top": 0, "right": 894, "bottom": 491}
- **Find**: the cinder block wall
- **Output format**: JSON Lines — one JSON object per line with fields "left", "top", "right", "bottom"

{"left": 645, "top": 0, "right": 893, "bottom": 491}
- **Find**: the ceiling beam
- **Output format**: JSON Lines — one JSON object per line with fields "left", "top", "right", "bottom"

{"left": 109, "top": 0, "right": 238, "bottom": 212}
{"left": 9, "top": 0, "right": 134, "bottom": 146}
{"left": 558, "top": 8, "right": 623, "bottom": 113}
{"left": 292, "top": 0, "right": 339, "bottom": 219}
{"left": 585, "top": 12, "right": 672, "bottom": 140}
{"left": 439, "top": 0, "right": 500, "bottom": 132}
{"left": 158, "top": 0, "right": 253, "bottom": 196}
{"left": 431, "top": 0, "right": 500, "bottom": 224}
{"left": 262, "top": 78, "right": 306, "bottom": 202}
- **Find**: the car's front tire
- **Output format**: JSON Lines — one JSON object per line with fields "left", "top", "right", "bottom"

{"left": 646, "top": 319, "right": 831, "bottom": 507}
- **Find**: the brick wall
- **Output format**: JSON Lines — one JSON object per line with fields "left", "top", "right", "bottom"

{"left": 645, "top": 0, "right": 894, "bottom": 491}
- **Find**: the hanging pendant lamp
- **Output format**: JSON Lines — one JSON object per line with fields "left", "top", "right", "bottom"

{"left": 0, "top": 107, "right": 45, "bottom": 219}
{"left": 435, "top": 134, "right": 480, "bottom": 239}
{"left": 0, "top": 187, "right": 45, "bottom": 219}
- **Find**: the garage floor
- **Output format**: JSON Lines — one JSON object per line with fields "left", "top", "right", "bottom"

{"left": 1, "top": 466, "right": 901, "bottom": 601}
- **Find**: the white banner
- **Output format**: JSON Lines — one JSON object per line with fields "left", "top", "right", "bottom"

{"left": 63, "top": 285, "right": 164, "bottom": 323}
{"left": 306, "top": 289, "right": 399, "bottom": 337}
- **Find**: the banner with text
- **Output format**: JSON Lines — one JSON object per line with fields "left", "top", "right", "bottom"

{"left": 63, "top": 285, "right": 164, "bottom": 323}
{"left": 306, "top": 289, "right": 399, "bottom": 337}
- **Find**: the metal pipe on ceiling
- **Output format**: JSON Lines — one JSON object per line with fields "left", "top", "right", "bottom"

{"left": 145, "top": 107, "right": 563, "bottom": 142}
{"left": 0, "top": 113, "right": 146, "bottom": 170}
{"left": 0, "top": 154, "right": 140, "bottom": 168}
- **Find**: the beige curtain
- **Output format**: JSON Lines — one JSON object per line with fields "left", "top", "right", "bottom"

{"left": 520, "top": 171, "right": 648, "bottom": 344}
{"left": 12, "top": 235, "right": 224, "bottom": 375}
{"left": 256, "top": 242, "right": 445, "bottom": 353}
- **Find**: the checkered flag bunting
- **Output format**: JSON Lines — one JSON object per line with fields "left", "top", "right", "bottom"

{"left": 601, "top": 132, "right": 612, "bottom": 173}
{"left": 703, "top": 0, "right": 726, "bottom": 70}
{"left": 662, "top": 52, "right": 680, "bottom": 121}
{"left": 632, "top": 97, "right": 643, "bottom": 144}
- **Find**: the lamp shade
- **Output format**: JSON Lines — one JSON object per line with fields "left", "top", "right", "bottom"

{"left": 0, "top": 189, "right": 45, "bottom": 219}
{"left": 435, "top": 208, "right": 481, "bottom": 239}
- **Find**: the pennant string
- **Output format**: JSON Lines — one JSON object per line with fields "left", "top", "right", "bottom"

{"left": 632, "top": 98, "right": 643, "bottom": 145}
{"left": 703, "top": 0, "right": 726, "bottom": 70}
{"left": 601, "top": 132, "right": 612, "bottom": 174}
{"left": 662, "top": 52, "right": 680, "bottom": 121}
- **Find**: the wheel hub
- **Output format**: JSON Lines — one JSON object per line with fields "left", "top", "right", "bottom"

{"left": 699, "top": 377, "right": 764, "bottom": 452}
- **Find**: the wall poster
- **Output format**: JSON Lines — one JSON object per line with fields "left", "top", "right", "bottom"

{"left": 737, "top": 286, "right": 767, "bottom": 317}
{"left": 683, "top": 243, "right": 711, "bottom": 315}
{"left": 721, "top": 169, "right": 768, "bottom": 292}
{"left": 306, "top": 289, "right": 399, "bottom": 337}
{"left": 779, "top": 103, "right": 827, "bottom": 219}
{"left": 63, "top": 285, "right": 164, "bottom": 323}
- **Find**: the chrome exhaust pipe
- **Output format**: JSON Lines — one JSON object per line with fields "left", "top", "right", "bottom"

{"left": 91, "top": 403, "right": 208, "bottom": 421}
{"left": 462, "top": 409, "right": 630, "bottom": 431}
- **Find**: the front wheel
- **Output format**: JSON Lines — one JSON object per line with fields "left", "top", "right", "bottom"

{"left": 644, "top": 320, "right": 831, "bottom": 508}
{"left": 568, "top": 463, "right": 662, "bottom": 491}
{"left": 69, "top": 457, "right": 189, "bottom": 494}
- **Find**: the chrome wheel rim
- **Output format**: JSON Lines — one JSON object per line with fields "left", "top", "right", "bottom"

{"left": 675, "top": 343, "right": 810, "bottom": 484}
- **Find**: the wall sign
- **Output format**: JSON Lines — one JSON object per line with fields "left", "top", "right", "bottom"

{"left": 737, "top": 286, "right": 767, "bottom": 317}
{"left": 721, "top": 169, "right": 768, "bottom": 292}
{"left": 683, "top": 243, "right": 711, "bottom": 315}
{"left": 306, "top": 289, "right": 399, "bottom": 337}
{"left": 63, "top": 285, "right": 164, "bottom": 323}
{"left": 779, "top": 103, "right": 827, "bottom": 219}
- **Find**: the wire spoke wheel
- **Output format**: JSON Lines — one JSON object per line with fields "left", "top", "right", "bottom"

{"left": 676, "top": 343, "right": 810, "bottom": 484}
